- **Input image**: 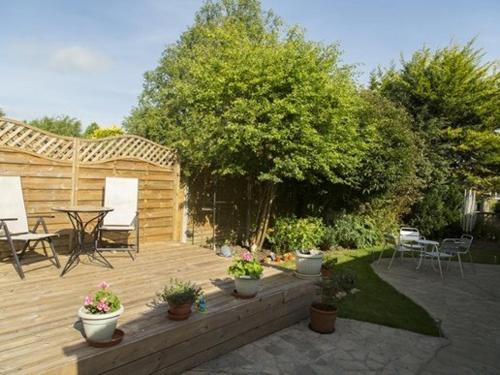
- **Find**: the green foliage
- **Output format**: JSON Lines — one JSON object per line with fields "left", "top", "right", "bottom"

{"left": 158, "top": 279, "right": 203, "bottom": 306}
{"left": 83, "top": 122, "right": 100, "bottom": 137}
{"left": 473, "top": 213, "right": 500, "bottom": 242}
{"left": 315, "top": 268, "right": 356, "bottom": 308}
{"left": 125, "top": 0, "right": 363, "bottom": 187}
{"left": 0, "top": 108, "right": 5, "bottom": 117}
{"left": 320, "top": 226, "right": 337, "bottom": 251}
{"left": 89, "top": 125, "right": 124, "bottom": 139}
{"left": 355, "top": 91, "right": 421, "bottom": 198}
{"left": 83, "top": 282, "right": 121, "bottom": 314}
{"left": 267, "top": 216, "right": 325, "bottom": 254}
{"left": 326, "top": 213, "right": 383, "bottom": 249}
{"left": 28, "top": 115, "right": 81, "bottom": 137}
{"left": 322, "top": 253, "right": 338, "bottom": 269}
{"left": 408, "top": 183, "right": 463, "bottom": 238}
{"left": 373, "top": 40, "right": 500, "bottom": 236}
{"left": 227, "top": 251, "right": 263, "bottom": 279}
{"left": 372, "top": 41, "right": 500, "bottom": 133}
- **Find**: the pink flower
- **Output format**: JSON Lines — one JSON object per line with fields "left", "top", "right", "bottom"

{"left": 83, "top": 295, "right": 92, "bottom": 306}
{"left": 241, "top": 251, "right": 253, "bottom": 262}
{"left": 98, "top": 281, "right": 110, "bottom": 289}
{"left": 96, "top": 300, "right": 110, "bottom": 312}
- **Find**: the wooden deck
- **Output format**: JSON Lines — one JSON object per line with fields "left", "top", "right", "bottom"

{"left": 0, "top": 242, "right": 313, "bottom": 375}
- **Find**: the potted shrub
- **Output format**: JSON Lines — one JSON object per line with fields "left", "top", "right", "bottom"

{"left": 228, "top": 250, "right": 264, "bottom": 297}
{"left": 268, "top": 216, "right": 325, "bottom": 278}
{"left": 78, "top": 281, "right": 123, "bottom": 342}
{"left": 310, "top": 269, "right": 356, "bottom": 333}
{"left": 321, "top": 256, "right": 338, "bottom": 279}
{"left": 159, "top": 279, "right": 203, "bottom": 320}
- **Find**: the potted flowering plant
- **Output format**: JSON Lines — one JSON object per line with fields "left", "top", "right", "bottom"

{"left": 78, "top": 281, "right": 123, "bottom": 342}
{"left": 158, "top": 279, "right": 203, "bottom": 320}
{"left": 310, "top": 269, "right": 356, "bottom": 333}
{"left": 228, "top": 251, "right": 264, "bottom": 297}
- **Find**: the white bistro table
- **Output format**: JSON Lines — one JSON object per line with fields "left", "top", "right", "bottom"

{"left": 415, "top": 239, "right": 445, "bottom": 278}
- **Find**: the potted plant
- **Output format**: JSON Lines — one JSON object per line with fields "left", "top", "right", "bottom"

{"left": 267, "top": 216, "right": 325, "bottom": 279}
{"left": 321, "top": 256, "right": 338, "bottom": 279}
{"left": 158, "top": 279, "right": 202, "bottom": 320}
{"left": 228, "top": 251, "right": 264, "bottom": 297}
{"left": 78, "top": 281, "right": 123, "bottom": 342}
{"left": 310, "top": 269, "right": 356, "bottom": 333}
{"left": 292, "top": 218, "right": 325, "bottom": 278}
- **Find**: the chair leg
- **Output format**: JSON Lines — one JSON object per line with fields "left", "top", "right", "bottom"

{"left": 47, "top": 238, "right": 61, "bottom": 268}
{"left": 7, "top": 237, "right": 25, "bottom": 279}
{"left": 457, "top": 253, "right": 464, "bottom": 279}
{"left": 436, "top": 254, "right": 444, "bottom": 280}
{"left": 377, "top": 248, "right": 384, "bottom": 264}
{"left": 388, "top": 250, "right": 398, "bottom": 270}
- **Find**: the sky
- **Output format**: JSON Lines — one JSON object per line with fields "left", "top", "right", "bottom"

{"left": 1, "top": 0, "right": 499, "bottom": 129}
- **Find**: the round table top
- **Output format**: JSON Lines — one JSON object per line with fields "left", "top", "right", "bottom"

{"left": 416, "top": 239, "right": 440, "bottom": 246}
{"left": 53, "top": 205, "right": 114, "bottom": 213}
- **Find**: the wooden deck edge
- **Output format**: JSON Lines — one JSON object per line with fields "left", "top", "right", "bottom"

{"left": 39, "top": 280, "right": 314, "bottom": 375}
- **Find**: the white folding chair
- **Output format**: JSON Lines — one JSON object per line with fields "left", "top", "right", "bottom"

{"left": 96, "top": 177, "right": 139, "bottom": 259}
{"left": 386, "top": 233, "right": 416, "bottom": 270}
{"left": 442, "top": 234, "right": 474, "bottom": 278}
{"left": 0, "top": 176, "right": 60, "bottom": 279}
{"left": 399, "top": 227, "right": 425, "bottom": 252}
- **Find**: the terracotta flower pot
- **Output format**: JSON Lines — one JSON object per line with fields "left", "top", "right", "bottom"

{"left": 321, "top": 266, "right": 334, "bottom": 279}
{"left": 309, "top": 303, "right": 337, "bottom": 334}
{"left": 167, "top": 303, "right": 193, "bottom": 321}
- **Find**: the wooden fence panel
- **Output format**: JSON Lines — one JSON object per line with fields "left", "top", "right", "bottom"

{"left": 0, "top": 118, "right": 183, "bottom": 256}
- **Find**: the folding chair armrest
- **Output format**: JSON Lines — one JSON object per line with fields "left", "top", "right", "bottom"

{"left": 30, "top": 216, "right": 52, "bottom": 234}
{"left": 27, "top": 215, "right": 55, "bottom": 219}
{"left": 0, "top": 218, "right": 18, "bottom": 222}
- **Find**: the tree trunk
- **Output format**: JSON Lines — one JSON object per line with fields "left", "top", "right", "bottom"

{"left": 252, "top": 183, "right": 277, "bottom": 250}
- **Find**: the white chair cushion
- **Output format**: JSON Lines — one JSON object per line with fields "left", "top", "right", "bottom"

{"left": 0, "top": 232, "right": 57, "bottom": 241}
{"left": 103, "top": 177, "right": 138, "bottom": 226}
{"left": 0, "top": 176, "right": 29, "bottom": 234}
{"left": 100, "top": 225, "right": 135, "bottom": 231}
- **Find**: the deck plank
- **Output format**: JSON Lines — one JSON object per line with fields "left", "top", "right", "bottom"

{"left": 0, "top": 242, "right": 313, "bottom": 375}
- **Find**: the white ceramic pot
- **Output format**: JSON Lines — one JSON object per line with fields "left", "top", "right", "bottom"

{"left": 234, "top": 276, "right": 259, "bottom": 297}
{"left": 295, "top": 250, "right": 323, "bottom": 276}
{"left": 78, "top": 305, "right": 124, "bottom": 342}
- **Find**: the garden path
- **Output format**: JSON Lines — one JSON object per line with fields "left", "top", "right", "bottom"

{"left": 373, "top": 259, "right": 500, "bottom": 374}
{"left": 187, "top": 259, "right": 500, "bottom": 374}
{"left": 185, "top": 317, "right": 446, "bottom": 374}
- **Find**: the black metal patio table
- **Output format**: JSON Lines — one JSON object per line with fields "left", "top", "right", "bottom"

{"left": 54, "top": 205, "right": 114, "bottom": 276}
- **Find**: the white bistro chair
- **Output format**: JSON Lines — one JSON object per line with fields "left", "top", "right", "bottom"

{"left": 0, "top": 176, "right": 61, "bottom": 279}
{"left": 96, "top": 177, "right": 139, "bottom": 260}
{"left": 399, "top": 227, "right": 425, "bottom": 252}
{"left": 417, "top": 235, "right": 474, "bottom": 279}
{"left": 386, "top": 233, "right": 418, "bottom": 270}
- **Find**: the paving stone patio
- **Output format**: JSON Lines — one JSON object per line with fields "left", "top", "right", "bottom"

{"left": 373, "top": 258, "right": 500, "bottom": 374}
{"left": 185, "top": 317, "right": 447, "bottom": 374}
{"left": 186, "top": 257, "right": 500, "bottom": 374}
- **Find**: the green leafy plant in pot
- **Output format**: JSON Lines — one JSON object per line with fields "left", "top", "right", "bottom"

{"left": 228, "top": 251, "right": 264, "bottom": 297}
{"left": 310, "top": 269, "right": 356, "bottom": 333}
{"left": 321, "top": 256, "right": 338, "bottom": 279}
{"left": 158, "top": 279, "right": 203, "bottom": 320}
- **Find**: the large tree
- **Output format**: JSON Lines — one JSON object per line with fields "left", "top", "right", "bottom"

{"left": 125, "top": 0, "right": 364, "bottom": 247}
{"left": 28, "top": 115, "right": 82, "bottom": 137}
{"left": 372, "top": 41, "right": 500, "bottom": 235}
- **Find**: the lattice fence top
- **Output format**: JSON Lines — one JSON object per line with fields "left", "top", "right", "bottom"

{"left": 0, "top": 118, "right": 176, "bottom": 167}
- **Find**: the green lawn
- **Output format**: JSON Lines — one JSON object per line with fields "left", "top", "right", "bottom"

{"left": 280, "top": 247, "right": 441, "bottom": 337}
